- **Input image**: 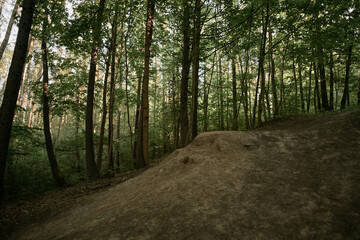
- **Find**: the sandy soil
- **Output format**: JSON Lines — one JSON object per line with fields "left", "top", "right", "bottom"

{"left": 4, "top": 110, "right": 360, "bottom": 239}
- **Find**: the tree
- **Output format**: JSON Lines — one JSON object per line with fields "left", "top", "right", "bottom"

{"left": 189, "top": 0, "right": 201, "bottom": 140}
{"left": 136, "top": 0, "right": 155, "bottom": 168}
{"left": 340, "top": 45, "right": 353, "bottom": 109}
{"left": 85, "top": 0, "right": 106, "bottom": 179}
{"left": 40, "top": 8, "right": 66, "bottom": 187}
{"left": 0, "top": 0, "right": 36, "bottom": 201}
{"left": 179, "top": 0, "right": 191, "bottom": 147}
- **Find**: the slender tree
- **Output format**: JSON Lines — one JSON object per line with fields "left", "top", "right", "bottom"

{"left": 341, "top": 45, "right": 353, "bottom": 109}
{"left": 189, "top": 0, "right": 201, "bottom": 140}
{"left": 85, "top": 0, "right": 106, "bottom": 179}
{"left": 179, "top": 0, "right": 191, "bottom": 147}
{"left": 136, "top": 0, "right": 155, "bottom": 168}
{"left": 257, "top": 1, "right": 270, "bottom": 126}
{"left": 231, "top": 57, "right": 238, "bottom": 130}
{"left": 41, "top": 13, "right": 66, "bottom": 187}
{"left": 0, "top": 0, "right": 35, "bottom": 201}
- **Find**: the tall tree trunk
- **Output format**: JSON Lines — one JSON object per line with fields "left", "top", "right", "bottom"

{"left": 298, "top": 63, "right": 305, "bottom": 113}
{"left": 133, "top": 72, "right": 142, "bottom": 159}
{"left": 232, "top": 58, "right": 238, "bottom": 130}
{"left": 219, "top": 57, "right": 224, "bottom": 130}
{"left": 318, "top": 47, "right": 329, "bottom": 111}
{"left": 357, "top": 76, "right": 360, "bottom": 105}
{"left": 0, "top": 0, "right": 19, "bottom": 62}
{"left": 329, "top": 52, "right": 334, "bottom": 110}
{"left": 41, "top": 30, "right": 66, "bottom": 188}
{"left": 307, "top": 63, "right": 312, "bottom": 113}
{"left": 257, "top": 1, "right": 269, "bottom": 126}
{"left": 179, "top": 0, "right": 191, "bottom": 147}
{"left": 136, "top": 0, "right": 155, "bottom": 168}
{"left": 0, "top": 0, "right": 35, "bottom": 201}
{"left": 341, "top": 45, "right": 353, "bottom": 109}
{"left": 292, "top": 55, "right": 298, "bottom": 112}
{"left": 107, "top": 3, "right": 120, "bottom": 174}
{"left": 313, "top": 62, "right": 321, "bottom": 112}
{"left": 96, "top": 50, "right": 111, "bottom": 172}
{"left": 279, "top": 43, "right": 287, "bottom": 113}
{"left": 124, "top": 40, "right": 134, "bottom": 168}
{"left": 189, "top": 0, "right": 201, "bottom": 140}
{"left": 265, "top": 69, "right": 271, "bottom": 119}
{"left": 171, "top": 66, "right": 178, "bottom": 149}
{"left": 269, "top": 23, "right": 278, "bottom": 118}
{"left": 203, "top": 59, "right": 215, "bottom": 132}
{"left": 115, "top": 108, "right": 121, "bottom": 171}
{"left": 85, "top": 0, "right": 106, "bottom": 179}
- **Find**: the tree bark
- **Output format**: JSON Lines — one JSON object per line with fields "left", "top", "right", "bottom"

{"left": 269, "top": 23, "right": 278, "bottom": 118}
{"left": 257, "top": 1, "right": 269, "bottom": 126}
{"left": 318, "top": 47, "right": 329, "bottom": 111}
{"left": 136, "top": 0, "right": 155, "bottom": 168}
{"left": 329, "top": 52, "right": 334, "bottom": 110}
{"left": 298, "top": 63, "right": 305, "bottom": 113}
{"left": 341, "top": 45, "right": 352, "bottom": 109}
{"left": 41, "top": 31, "right": 66, "bottom": 188}
{"left": 232, "top": 58, "right": 238, "bottom": 130}
{"left": 189, "top": 0, "right": 201, "bottom": 140}
{"left": 307, "top": 63, "right": 312, "bottom": 113}
{"left": 0, "top": 0, "right": 35, "bottom": 201}
{"left": 85, "top": 0, "right": 106, "bottom": 179}
{"left": 292, "top": 55, "right": 298, "bottom": 112}
{"left": 313, "top": 62, "right": 321, "bottom": 112}
{"left": 107, "top": 3, "right": 120, "bottom": 174}
{"left": 96, "top": 50, "right": 111, "bottom": 172}
{"left": 179, "top": 0, "right": 191, "bottom": 147}
{"left": 0, "top": 0, "right": 19, "bottom": 62}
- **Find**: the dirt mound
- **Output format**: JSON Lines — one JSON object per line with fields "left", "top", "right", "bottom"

{"left": 8, "top": 110, "right": 360, "bottom": 239}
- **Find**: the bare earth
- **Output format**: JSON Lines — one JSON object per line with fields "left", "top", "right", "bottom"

{"left": 5, "top": 110, "right": 360, "bottom": 239}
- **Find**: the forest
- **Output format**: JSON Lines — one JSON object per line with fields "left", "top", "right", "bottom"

{"left": 0, "top": 0, "right": 359, "bottom": 203}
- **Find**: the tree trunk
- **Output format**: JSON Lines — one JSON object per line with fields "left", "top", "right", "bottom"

{"left": 136, "top": 0, "right": 155, "bottom": 168}
{"left": 0, "top": 0, "right": 35, "bottom": 201}
{"left": 341, "top": 45, "right": 353, "bottom": 109}
{"left": 107, "top": 3, "right": 120, "bottom": 174}
{"left": 307, "top": 63, "right": 312, "bottom": 113}
{"left": 133, "top": 72, "right": 142, "bottom": 160}
{"left": 41, "top": 32, "right": 66, "bottom": 188}
{"left": 219, "top": 57, "right": 224, "bottom": 130}
{"left": 257, "top": 1, "right": 269, "bottom": 126}
{"left": 298, "top": 63, "right": 305, "bottom": 113}
{"left": 189, "top": 0, "right": 201, "bottom": 140}
{"left": 313, "top": 62, "right": 321, "bottom": 112}
{"left": 318, "top": 47, "right": 329, "bottom": 111}
{"left": 203, "top": 60, "right": 215, "bottom": 132}
{"left": 279, "top": 43, "right": 288, "bottom": 113}
{"left": 269, "top": 23, "right": 278, "bottom": 118}
{"left": 232, "top": 58, "right": 238, "bottom": 130}
{"left": 179, "top": 0, "right": 191, "bottom": 147}
{"left": 292, "top": 55, "right": 298, "bottom": 112}
{"left": 0, "top": 0, "right": 19, "bottom": 62}
{"left": 96, "top": 50, "right": 111, "bottom": 172}
{"left": 329, "top": 52, "right": 334, "bottom": 110}
{"left": 124, "top": 40, "right": 134, "bottom": 168}
{"left": 85, "top": 0, "right": 106, "bottom": 179}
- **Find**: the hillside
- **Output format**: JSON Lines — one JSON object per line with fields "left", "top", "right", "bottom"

{"left": 6, "top": 110, "right": 360, "bottom": 239}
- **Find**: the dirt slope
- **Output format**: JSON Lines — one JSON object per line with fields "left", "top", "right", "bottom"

{"left": 9, "top": 110, "right": 360, "bottom": 239}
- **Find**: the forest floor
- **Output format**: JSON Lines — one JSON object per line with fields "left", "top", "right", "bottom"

{"left": 1, "top": 110, "right": 360, "bottom": 239}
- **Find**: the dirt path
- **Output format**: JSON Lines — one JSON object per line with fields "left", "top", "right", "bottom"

{"left": 6, "top": 110, "right": 360, "bottom": 239}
